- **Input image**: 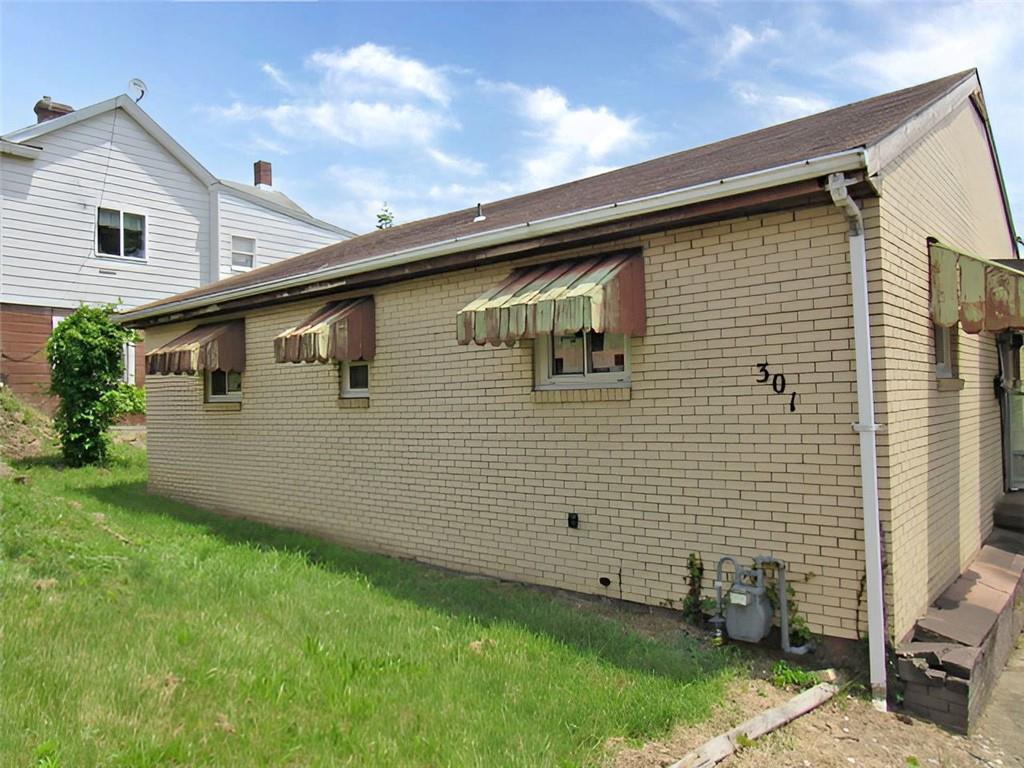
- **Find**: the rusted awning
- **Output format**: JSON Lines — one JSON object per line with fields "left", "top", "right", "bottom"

{"left": 145, "top": 320, "right": 245, "bottom": 375}
{"left": 274, "top": 297, "right": 375, "bottom": 364}
{"left": 931, "top": 242, "right": 1024, "bottom": 334}
{"left": 456, "top": 252, "right": 646, "bottom": 346}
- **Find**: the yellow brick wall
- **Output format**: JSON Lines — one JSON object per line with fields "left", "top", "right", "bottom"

{"left": 146, "top": 204, "right": 880, "bottom": 639}
{"left": 875, "top": 99, "right": 1017, "bottom": 640}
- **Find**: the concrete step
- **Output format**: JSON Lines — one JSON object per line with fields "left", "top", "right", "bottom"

{"left": 994, "top": 494, "right": 1024, "bottom": 532}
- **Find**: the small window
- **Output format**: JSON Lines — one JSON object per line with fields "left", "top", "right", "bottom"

{"left": 935, "top": 324, "right": 958, "bottom": 379}
{"left": 231, "top": 236, "right": 256, "bottom": 270}
{"left": 122, "top": 342, "right": 136, "bottom": 386}
{"left": 535, "top": 331, "right": 630, "bottom": 389}
{"left": 206, "top": 369, "right": 242, "bottom": 402}
{"left": 97, "top": 207, "right": 146, "bottom": 259}
{"left": 340, "top": 361, "right": 370, "bottom": 398}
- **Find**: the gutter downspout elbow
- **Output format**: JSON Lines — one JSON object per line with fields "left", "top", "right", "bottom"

{"left": 828, "top": 172, "right": 888, "bottom": 712}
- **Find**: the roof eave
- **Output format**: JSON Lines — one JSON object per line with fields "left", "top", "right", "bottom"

{"left": 213, "top": 180, "right": 356, "bottom": 238}
{"left": 117, "top": 147, "right": 868, "bottom": 326}
{"left": 2, "top": 95, "right": 218, "bottom": 187}
{"left": 0, "top": 139, "right": 41, "bottom": 159}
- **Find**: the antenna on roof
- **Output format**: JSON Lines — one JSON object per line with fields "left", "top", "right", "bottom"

{"left": 473, "top": 203, "right": 486, "bottom": 223}
{"left": 128, "top": 78, "right": 148, "bottom": 103}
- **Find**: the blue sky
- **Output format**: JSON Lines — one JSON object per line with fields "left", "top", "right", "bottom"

{"left": 3, "top": 1, "right": 1022, "bottom": 236}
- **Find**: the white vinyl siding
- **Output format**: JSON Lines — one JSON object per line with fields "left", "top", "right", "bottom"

{"left": 217, "top": 190, "right": 342, "bottom": 276}
{"left": 1, "top": 111, "right": 208, "bottom": 310}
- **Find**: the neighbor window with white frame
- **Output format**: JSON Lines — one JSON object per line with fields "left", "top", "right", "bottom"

{"left": 534, "top": 331, "right": 630, "bottom": 389}
{"left": 206, "top": 369, "right": 242, "bottom": 402}
{"left": 231, "top": 236, "right": 256, "bottom": 270}
{"left": 934, "top": 324, "right": 958, "bottom": 379}
{"left": 122, "top": 342, "right": 136, "bottom": 386}
{"left": 97, "top": 207, "right": 146, "bottom": 259}
{"left": 339, "top": 361, "right": 370, "bottom": 398}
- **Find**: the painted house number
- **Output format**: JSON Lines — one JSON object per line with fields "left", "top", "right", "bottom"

{"left": 756, "top": 361, "right": 797, "bottom": 412}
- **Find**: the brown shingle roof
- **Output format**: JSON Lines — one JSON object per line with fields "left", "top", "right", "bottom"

{"left": 133, "top": 70, "right": 975, "bottom": 316}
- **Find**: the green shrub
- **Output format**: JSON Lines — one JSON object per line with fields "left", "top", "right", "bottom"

{"left": 46, "top": 304, "right": 139, "bottom": 466}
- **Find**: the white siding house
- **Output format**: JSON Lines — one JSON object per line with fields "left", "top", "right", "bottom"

{"left": 0, "top": 94, "right": 353, "bottom": 407}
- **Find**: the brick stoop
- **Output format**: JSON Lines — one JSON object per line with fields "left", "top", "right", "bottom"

{"left": 895, "top": 527, "right": 1024, "bottom": 733}
{"left": 994, "top": 492, "right": 1024, "bottom": 532}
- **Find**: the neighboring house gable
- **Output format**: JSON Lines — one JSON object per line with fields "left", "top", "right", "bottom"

{"left": 2, "top": 107, "right": 210, "bottom": 309}
{"left": 0, "top": 93, "right": 352, "bottom": 406}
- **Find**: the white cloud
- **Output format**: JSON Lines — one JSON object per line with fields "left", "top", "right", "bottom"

{"left": 841, "top": 3, "right": 1019, "bottom": 91}
{"left": 208, "top": 43, "right": 456, "bottom": 149}
{"left": 720, "top": 24, "right": 778, "bottom": 64}
{"left": 427, "top": 147, "right": 485, "bottom": 176}
{"left": 732, "top": 82, "right": 831, "bottom": 122}
{"left": 489, "top": 82, "right": 642, "bottom": 188}
{"left": 260, "top": 63, "right": 290, "bottom": 91}
{"left": 309, "top": 43, "right": 451, "bottom": 105}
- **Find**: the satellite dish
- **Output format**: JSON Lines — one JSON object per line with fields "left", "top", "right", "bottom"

{"left": 128, "top": 78, "right": 147, "bottom": 103}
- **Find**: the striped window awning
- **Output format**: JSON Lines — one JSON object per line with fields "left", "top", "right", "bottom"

{"left": 456, "top": 252, "right": 646, "bottom": 347}
{"left": 931, "top": 242, "right": 1024, "bottom": 334}
{"left": 274, "top": 297, "right": 375, "bottom": 364}
{"left": 145, "top": 320, "right": 245, "bottom": 375}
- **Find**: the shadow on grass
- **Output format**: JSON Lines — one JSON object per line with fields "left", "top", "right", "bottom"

{"left": 85, "top": 480, "right": 738, "bottom": 685}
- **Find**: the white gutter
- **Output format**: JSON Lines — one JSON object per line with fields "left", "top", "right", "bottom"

{"left": 828, "top": 172, "right": 887, "bottom": 711}
{"left": 119, "top": 148, "right": 867, "bottom": 324}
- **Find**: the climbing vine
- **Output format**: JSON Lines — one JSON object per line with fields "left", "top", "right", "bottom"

{"left": 682, "top": 552, "right": 705, "bottom": 624}
{"left": 47, "top": 304, "right": 141, "bottom": 466}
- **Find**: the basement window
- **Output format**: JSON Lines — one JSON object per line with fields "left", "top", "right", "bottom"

{"left": 97, "top": 207, "right": 146, "bottom": 259}
{"left": 340, "top": 361, "right": 370, "bottom": 398}
{"left": 206, "top": 369, "right": 242, "bottom": 403}
{"left": 231, "top": 236, "right": 256, "bottom": 270}
{"left": 534, "top": 331, "right": 630, "bottom": 390}
{"left": 934, "top": 324, "right": 958, "bottom": 379}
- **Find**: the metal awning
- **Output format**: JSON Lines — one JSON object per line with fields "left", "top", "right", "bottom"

{"left": 931, "top": 242, "right": 1024, "bottom": 334}
{"left": 456, "top": 252, "right": 646, "bottom": 347}
{"left": 146, "top": 320, "right": 245, "bottom": 375}
{"left": 274, "top": 297, "right": 375, "bottom": 364}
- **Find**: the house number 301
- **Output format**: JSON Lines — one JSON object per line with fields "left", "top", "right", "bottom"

{"left": 756, "top": 361, "right": 797, "bottom": 412}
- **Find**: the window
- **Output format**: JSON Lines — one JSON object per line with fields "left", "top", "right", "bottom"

{"left": 122, "top": 342, "right": 136, "bottom": 386}
{"left": 97, "top": 207, "right": 145, "bottom": 259}
{"left": 340, "top": 361, "right": 370, "bottom": 398}
{"left": 534, "top": 331, "right": 630, "bottom": 389}
{"left": 231, "top": 236, "right": 256, "bottom": 270}
{"left": 206, "top": 369, "right": 242, "bottom": 402}
{"left": 934, "top": 324, "right": 958, "bottom": 379}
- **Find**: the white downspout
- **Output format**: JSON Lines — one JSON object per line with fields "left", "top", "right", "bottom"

{"left": 828, "top": 172, "right": 888, "bottom": 711}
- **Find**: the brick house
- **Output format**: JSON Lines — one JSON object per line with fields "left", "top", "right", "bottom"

{"left": 120, "top": 70, "right": 1022, "bottom": 720}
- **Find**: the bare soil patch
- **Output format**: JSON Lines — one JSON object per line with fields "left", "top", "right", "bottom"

{"left": 612, "top": 676, "right": 1017, "bottom": 768}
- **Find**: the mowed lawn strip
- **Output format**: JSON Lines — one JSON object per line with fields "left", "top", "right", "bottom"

{"left": 1, "top": 446, "right": 737, "bottom": 767}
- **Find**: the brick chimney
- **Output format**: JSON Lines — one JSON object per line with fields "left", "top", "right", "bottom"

{"left": 34, "top": 96, "right": 74, "bottom": 124}
{"left": 254, "top": 160, "right": 272, "bottom": 189}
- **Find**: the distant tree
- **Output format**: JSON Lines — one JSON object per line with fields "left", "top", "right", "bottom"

{"left": 47, "top": 305, "right": 144, "bottom": 466}
{"left": 376, "top": 203, "right": 395, "bottom": 230}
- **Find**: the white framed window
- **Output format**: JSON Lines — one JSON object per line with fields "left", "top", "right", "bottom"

{"left": 340, "top": 361, "right": 370, "bottom": 398}
{"left": 534, "top": 331, "right": 630, "bottom": 390}
{"left": 122, "top": 343, "right": 136, "bottom": 385}
{"left": 231, "top": 236, "right": 256, "bottom": 271}
{"left": 97, "top": 207, "right": 146, "bottom": 260}
{"left": 935, "top": 324, "right": 958, "bottom": 379}
{"left": 206, "top": 369, "right": 242, "bottom": 402}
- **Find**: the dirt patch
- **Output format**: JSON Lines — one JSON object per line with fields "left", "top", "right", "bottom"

{"left": 612, "top": 677, "right": 1016, "bottom": 768}
{"left": 0, "top": 387, "right": 55, "bottom": 459}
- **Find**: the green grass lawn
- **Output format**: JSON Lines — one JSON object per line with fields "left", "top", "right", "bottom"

{"left": 1, "top": 445, "right": 738, "bottom": 767}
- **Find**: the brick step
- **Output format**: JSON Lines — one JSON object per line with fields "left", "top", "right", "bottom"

{"left": 994, "top": 498, "right": 1024, "bottom": 532}
{"left": 896, "top": 527, "right": 1024, "bottom": 733}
